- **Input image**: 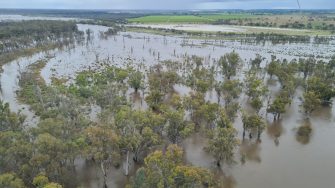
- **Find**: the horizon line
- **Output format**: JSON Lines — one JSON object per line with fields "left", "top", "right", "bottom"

{"left": 1, "top": 8, "right": 335, "bottom": 11}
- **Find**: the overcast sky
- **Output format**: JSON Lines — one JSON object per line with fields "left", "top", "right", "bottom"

{"left": 0, "top": 0, "right": 334, "bottom": 10}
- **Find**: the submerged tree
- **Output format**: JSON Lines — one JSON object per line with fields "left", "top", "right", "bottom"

{"left": 242, "top": 113, "right": 265, "bottom": 141}
{"left": 205, "top": 127, "right": 238, "bottom": 167}
{"left": 299, "top": 58, "right": 316, "bottom": 79}
{"left": 302, "top": 91, "right": 321, "bottom": 116}
{"left": 165, "top": 110, "right": 194, "bottom": 144}
{"left": 84, "top": 125, "right": 121, "bottom": 188}
{"left": 221, "top": 79, "right": 243, "bottom": 105}
{"left": 252, "top": 54, "right": 264, "bottom": 67}
{"left": 266, "top": 57, "right": 279, "bottom": 79}
{"left": 129, "top": 145, "right": 214, "bottom": 188}
{"left": 245, "top": 72, "right": 268, "bottom": 113}
{"left": 306, "top": 76, "right": 335, "bottom": 105}
{"left": 267, "top": 97, "right": 287, "bottom": 121}
{"left": 145, "top": 90, "right": 165, "bottom": 111}
{"left": 219, "top": 51, "right": 241, "bottom": 80}
{"left": 128, "top": 71, "right": 144, "bottom": 93}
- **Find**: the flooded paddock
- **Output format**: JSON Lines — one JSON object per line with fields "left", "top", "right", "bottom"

{"left": 41, "top": 24, "right": 335, "bottom": 84}
{"left": 128, "top": 23, "right": 320, "bottom": 34}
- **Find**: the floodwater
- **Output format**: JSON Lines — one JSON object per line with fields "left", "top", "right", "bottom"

{"left": 183, "top": 88, "right": 335, "bottom": 188}
{"left": 0, "top": 53, "right": 46, "bottom": 126}
{"left": 41, "top": 24, "right": 335, "bottom": 84}
{"left": 1, "top": 20, "right": 335, "bottom": 188}
{"left": 128, "top": 23, "right": 319, "bottom": 34}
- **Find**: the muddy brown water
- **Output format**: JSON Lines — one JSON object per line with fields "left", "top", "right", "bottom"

{"left": 183, "top": 90, "right": 335, "bottom": 188}
{"left": 0, "top": 20, "right": 335, "bottom": 188}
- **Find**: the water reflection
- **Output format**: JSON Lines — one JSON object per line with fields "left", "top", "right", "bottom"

{"left": 239, "top": 140, "right": 262, "bottom": 164}
{"left": 296, "top": 119, "right": 312, "bottom": 145}
{"left": 212, "top": 168, "right": 237, "bottom": 188}
{"left": 266, "top": 120, "right": 284, "bottom": 146}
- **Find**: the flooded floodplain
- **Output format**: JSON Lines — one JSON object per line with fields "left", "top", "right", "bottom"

{"left": 1, "top": 18, "right": 335, "bottom": 188}
{"left": 128, "top": 23, "right": 325, "bottom": 35}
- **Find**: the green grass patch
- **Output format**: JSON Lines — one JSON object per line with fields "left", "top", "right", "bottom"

{"left": 129, "top": 15, "right": 212, "bottom": 23}
{"left": 128, "top": 14, "right": 256, "bottom": 24}
{"left": 199, "top": 13, "right": 255, "bottom": 20}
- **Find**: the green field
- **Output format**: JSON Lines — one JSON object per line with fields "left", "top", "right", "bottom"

{"left": 128, "top": 14, "right": 253, "bottom": 24}
{"left": 199, "top": 13, "right": 255, "bottom": 20}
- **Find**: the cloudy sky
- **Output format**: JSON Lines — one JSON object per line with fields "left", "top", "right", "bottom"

{"left": 0, "top": 0, "right": 334, "bottom": 10}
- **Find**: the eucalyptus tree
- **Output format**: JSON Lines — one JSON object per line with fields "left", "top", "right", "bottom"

{"left": 165, "top": 110, "right": 194, "bottom": 144}
{"left": 30, "top": 133, "right": 71, "bottom": 184}
{"left": 267, "top": 95, "right": 289, "bottom": 121}
{"left": 33, "top": 174, "right": 63, "bottom": 188}
{"left": 0, "top": 173, "right": 25, "bottom": 188}
{"left": 148, "top": 68, "right": 180, "bottom": 93}
{"left": 222, "top": 79, "right": 243, "bottom": 106}
{"left": 205, "top": 127, "right": 238, "bottom": 167}
{"left": 186, "top": 66, "right": 214, "bottom": 94}
{"left": 219, "top": 51, "right": 241, "bottom": 80}
{"left": 306, "top": 76, "right": 335, "bottom": 105}
{"left": 245, "top": 72, "right": 268, "bottom": 113}
{"left": 145, "top": 90, "right": 165, "bottom": 111}
{"left": 114, "top": 107, "right": 163, "bottom": 175}
{"left": 183, "top": 92, "right": 220, "bottom": 129}
{"left": 0, "top": 100, "right": 25, "bottom": 132}
{"left": 302, "top": 91, "right": 321, "bottom": 116}
{"left": 129, "top": 145, "right": 215, "bottom": 188}
{"left": 242, "top": 113, "right": 265, "bottom": 141}
{"left": 250, "top": 54, "right": 264, "bottom": 69}
{"left": 266, "top": 56, "right": 279, "bottom": 79}
{"left": 0, "top": 130, "right": 32, "bottom": 184}
{"left": 128, "top": 71, "right": 144, "bottom": 93}
{"left": 84, "top": 125, "right": 121, "bottom": 188}
{"left": 299, "top": 57, "right": 316, "bottom": 79}
{"left": 224, "top": 102, "right": 240, "bottom": 122}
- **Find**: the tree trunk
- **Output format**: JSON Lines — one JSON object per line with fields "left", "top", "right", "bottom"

{"left": 133, "top": 153, "right": 138, "bottom": 163}
{"left": 216, "top": 160, "right": 221, "bottom": 167}
{"left": 242, "top": 129, "right": 245, "bottom": 140}
{"left": 70, "top": 158, "right": 76, "bottom": 172}
{"left": 124, "top": 150, "right": 130, "bottom": 176}
{"left": 100, "top": 162, "right": 108, "bottom": 188}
